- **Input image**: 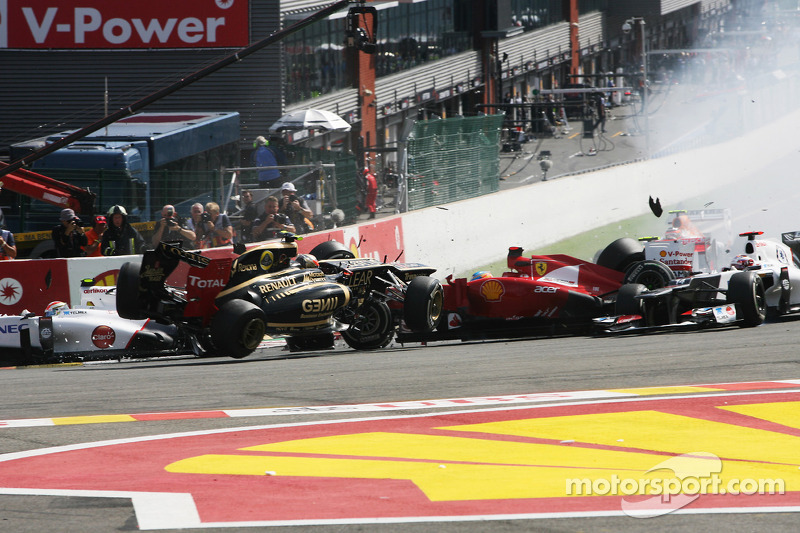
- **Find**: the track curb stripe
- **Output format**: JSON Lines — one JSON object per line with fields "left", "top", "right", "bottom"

{"left": 1, "top": 379, "right": 799, "bottom": 429}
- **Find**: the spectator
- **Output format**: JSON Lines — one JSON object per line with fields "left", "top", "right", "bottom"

{"left": 252, "top": 136, "right": 280, "bottom": 189}
{"left": 0, "top": 225, "right": 17, "bottom": 260}
{"left": 82, "top": 215, "right": 108, "bottom": 257}
{"left": 236, "top": 190, "right": 258, "bottom": 244}
{"left": 185, "top": 202, "right": 207, "bottom": 249}
{"left": 279, "top": 182, "right": 313, "bottom": 234}
{"left": 252, "top": 195, "right": 294, "bottom": 241}
{"left": 151, "top": 204, "right": 196, "bottom": 249}
{"left": 363, "top": 167, "right": 378, "bottom": 219}
{"left": 101, "top": 205, "right": 146, "bottom": 256}
{"left": 199, "top": 202, "right": 233, "bottom": 248}
{"left": 52, "top": 208, "right": 88, "bottom": 257}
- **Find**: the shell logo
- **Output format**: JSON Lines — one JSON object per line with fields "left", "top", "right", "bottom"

{"left": 660, "top": 250, "right": 667, "bottom": 257}
{"left": 480, "top": 279, "right": 505, "bottom": 302}
{"left": 93, "top": 270, "right": 119, "bottom": 286}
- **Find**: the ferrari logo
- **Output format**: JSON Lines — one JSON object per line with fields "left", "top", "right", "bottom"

{"left": 535, "top": 262, "right": 547, "bottom": 276}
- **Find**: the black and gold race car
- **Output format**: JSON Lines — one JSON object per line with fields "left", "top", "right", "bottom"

{"left": 116, "top": 235, "right": 442, "bottom": 358}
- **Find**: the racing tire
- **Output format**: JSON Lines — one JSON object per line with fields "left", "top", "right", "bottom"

{"left": 403, "top": 276, "right": 444, "bottom": 332}
{"left": 623, "top": 260, "right": 675, "bottom": 290}
{"left": 116, "top": 261, "right": 145, "bottom": 320}
{"left": 341, "top": 299, "right": 394, "bottom": 350}
{"left": 615, "top": 283, "right": 647, "bottom": 316}
{"left": 210, "top": 300, "right": 267, "bottom": 359}
{"left": 310, "top": 240, "right": 356, "bottom": 260}
{"left": 728, "top": 271, "right": 766, "bottom": 328}
{"left": 595, "top": 238, "right": 645, "bottom": 272}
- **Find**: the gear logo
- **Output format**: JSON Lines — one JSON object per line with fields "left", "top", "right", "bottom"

{"left": 0, "top": 277, "right": 22, "bottom": 306}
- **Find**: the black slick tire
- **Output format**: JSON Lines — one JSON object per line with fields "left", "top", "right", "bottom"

{"left": 728, "top": 271, "right": 766, "bottom": 327}
{"left": 403, "top": 276, "right": 444, "bottom": 332}
{"left": 210, "top": 300, "right": 267, "bottom": 358}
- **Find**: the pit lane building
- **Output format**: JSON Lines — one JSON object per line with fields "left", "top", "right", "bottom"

{"left": 0, "top": 0, "right": 764, "bottom": 161}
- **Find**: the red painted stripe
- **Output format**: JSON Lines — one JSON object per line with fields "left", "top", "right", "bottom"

{"left": 131, "top": 411, "right": 230, "bottom": 421}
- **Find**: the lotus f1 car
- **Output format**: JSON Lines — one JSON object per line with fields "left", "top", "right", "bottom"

{"left": 117, "top": 235, "right": 443, "bottom": 358}
{"left": 0, "top": 284, "right": 182, "bottom": 363}
{"left": 595, "top": 230, "right": 800, "bottom": 331}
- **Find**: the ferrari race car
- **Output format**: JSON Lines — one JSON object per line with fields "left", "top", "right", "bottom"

{"left": 595, "top": 230, "right": 800, "bottom": 331}
{"left": 116, "top": 235, "right": 443, "bottom": 358}
{"left": 397, "top": 237, "right": 665, "bottom": 342}
{"left": 0, "top": 284, "right": 182, "bottom": 363}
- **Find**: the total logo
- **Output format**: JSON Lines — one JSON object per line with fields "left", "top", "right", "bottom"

{"left": 91, "top": 325, "right": 116, "bottom": 348}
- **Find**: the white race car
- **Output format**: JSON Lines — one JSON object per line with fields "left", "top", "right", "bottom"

{"left": 0, "top": 285, "right": 182, "bottom": 363}
{"left": 596, "top": 230, "right": 800, "bottom": 331}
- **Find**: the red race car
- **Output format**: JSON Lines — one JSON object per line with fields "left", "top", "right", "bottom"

{"left": 397, "top": 238, "right": 658, "bottom": 342}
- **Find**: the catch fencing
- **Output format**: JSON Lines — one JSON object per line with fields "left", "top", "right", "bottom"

{"left": 405, "top": 114, "right": 504, "bottom": 210}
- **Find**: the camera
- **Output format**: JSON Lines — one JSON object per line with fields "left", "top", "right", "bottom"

{"left": 288, "top": 194, "right": 298, "bottom": 203}
{"left": 165, "top": 207, "right": 175, "bottom": 217}
{"left": 166, "top": 217, "right": 178, "bottom": 227}
{"left": 201, "top": 212, "right": 212, "bottom": 223}
{"left": 71, "top": 216, "right": 82, "bottom": 225}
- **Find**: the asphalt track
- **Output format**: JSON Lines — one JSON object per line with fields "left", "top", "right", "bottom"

{"left": 2, "top": 319, "right": 800, "bottom": 532}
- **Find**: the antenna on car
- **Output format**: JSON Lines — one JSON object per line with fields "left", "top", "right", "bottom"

{"left": 393, "top": 250, "right": 404, "bottom": 262}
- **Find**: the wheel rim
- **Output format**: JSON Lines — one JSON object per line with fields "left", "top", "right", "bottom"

{"left": 429, "top": 288, "right": 443, "bottom": 323}
{"left": 241, "top": 318, "right": 266, "bottom": 350}
{"left": 637, "top": 271, "right": 667, "bottom": 290}
{"left": 755, "top": 282, "right": 766, "bottom": 317}
{"left": 357, "top": 305, "right": 382, "bottom": 335}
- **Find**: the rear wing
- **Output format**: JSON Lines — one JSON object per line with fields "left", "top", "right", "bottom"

{"left": 781, "top": 231, "right": 800, "bottom": 261}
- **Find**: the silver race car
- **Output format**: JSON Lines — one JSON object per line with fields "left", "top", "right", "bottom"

{"left": 596, "top": 230, "right": 800, "bottom": 332}
{"left": 0, "top": 284, "right": 182, "bottom": 363}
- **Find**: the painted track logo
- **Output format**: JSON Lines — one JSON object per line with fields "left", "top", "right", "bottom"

{"left": 0, "top": 387, "right": 799, "bottom": 529}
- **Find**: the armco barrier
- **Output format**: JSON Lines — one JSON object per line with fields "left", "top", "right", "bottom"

{"left": 2, "top": 106, "right": 799, "bottom": 315}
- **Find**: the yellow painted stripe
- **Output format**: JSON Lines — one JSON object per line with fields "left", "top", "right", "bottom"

{"left": 608, "top": 386, "right": 721, "bottom": 396}
{"left": 719, "top": 401, "right": 800, "bottom": 430}
{"left": 446, "top": 410, "right": 800, "bottom": 465}
{"left": 52, "top": 414, "right": 137, "bottom": 425}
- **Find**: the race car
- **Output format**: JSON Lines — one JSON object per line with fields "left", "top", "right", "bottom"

{"left": 0, "top": 285, "right": 183, "bottom": 363}
{"left": 595, "top": 230, "right": 800, "bottom": 332}
{"left": 116, "top": 235, "right": 443, "bottom": 358}
{"left": 396, "top": 238, "right": 662, "bottom": 342}
{"left": 632, "top": 208, "right": 732, "bottom": 278}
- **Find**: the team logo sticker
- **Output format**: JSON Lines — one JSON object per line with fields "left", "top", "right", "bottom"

{"left": 480, "top": 279, "right": 504, "bottom": 301}
{"left": 91, "top": 325, "right": 116, "bottom": 348}
{"left": 535, "top": 262, "right": 547, "bottom": 276}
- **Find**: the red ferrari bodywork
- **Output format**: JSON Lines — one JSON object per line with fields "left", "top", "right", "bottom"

{"left": 400, "top": 247, "right": 626, "bottom": 341}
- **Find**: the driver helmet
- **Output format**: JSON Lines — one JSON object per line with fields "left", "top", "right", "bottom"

{"left": 731, "top": 254, "right": 754, "bottom": 270}
{"left": 44, "top": 301, "right": 69, "bottom": 317}
{"left": 471, "top": 271, "right": 492, "bottom": 281}
{"left": 294, "top": 253, "right": 319, "bottom": 269}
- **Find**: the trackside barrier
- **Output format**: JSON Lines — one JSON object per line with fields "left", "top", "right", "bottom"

{"left": 3, "top": 107, "right": 800, "bottom": 315}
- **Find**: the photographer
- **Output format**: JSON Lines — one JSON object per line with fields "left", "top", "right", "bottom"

{"left": 151, "top": 204, "right": 196, "bottom": 249}
{"left": 52, "top": 208, "right": 88, "bottom": 257}
{"left": 279, "top": 182, "right": 313, "bottom": 234}
{"left": 198, "top": 202, "right": 233, "bottom": 249}
{"left": 252, "top": 196, "right": 295, "bottom": 241}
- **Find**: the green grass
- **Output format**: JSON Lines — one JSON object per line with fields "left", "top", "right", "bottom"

{"left": 456, "top": 212, "right": 665, "bottom": 279}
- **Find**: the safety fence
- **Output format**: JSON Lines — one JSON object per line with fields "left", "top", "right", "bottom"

{"left": 406, "top": 114, "right": 504, "bottom": 210}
